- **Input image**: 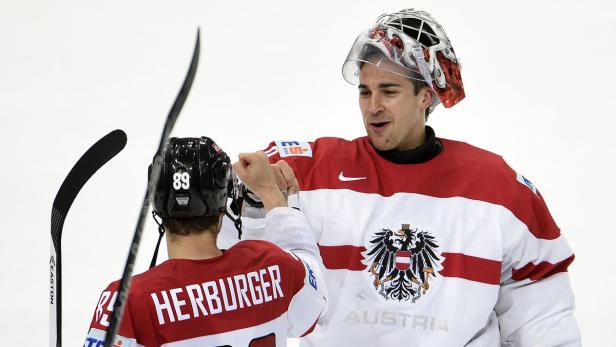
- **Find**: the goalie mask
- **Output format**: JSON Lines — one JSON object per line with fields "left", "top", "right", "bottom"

{"left": 342, "top": 8, "right": 465, "bottom": 113}
{"left": 151, "top": 136, "right": 233, "bottom": 219}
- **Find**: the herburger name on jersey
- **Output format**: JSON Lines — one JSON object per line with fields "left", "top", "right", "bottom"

{"left": 364, "top": 224, "right": 441, "bottom": 302}
{"left": 94, "top": 265, "right": 284, "bottom": 327}
{"left": 151, "top": 264, "right": 284, "bottom": 325}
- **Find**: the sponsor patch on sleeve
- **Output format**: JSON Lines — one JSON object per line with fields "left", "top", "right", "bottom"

{"left": 516, "top": 172, "right": 538, "bottom": 195}
{"left": 275, "top": 140, "right": 313, "bottom": 158}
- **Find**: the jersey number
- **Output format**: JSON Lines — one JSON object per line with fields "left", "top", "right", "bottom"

{"left": 172, "top": 172, "right": 190, "bottom": 190}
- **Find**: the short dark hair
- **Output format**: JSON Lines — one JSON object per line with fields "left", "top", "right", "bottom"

{"left": 413, "top": 81, "right": 431, "bottom": 121}
{"left": 162, "top": 213, "right": 221, "bottom": 236}
{"left": 406, "top": 70, "right": 431, "bottom": 121}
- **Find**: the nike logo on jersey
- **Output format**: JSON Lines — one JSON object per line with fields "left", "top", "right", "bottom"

{"left": 338, "top": 172, "right": 367, "bottom": 182}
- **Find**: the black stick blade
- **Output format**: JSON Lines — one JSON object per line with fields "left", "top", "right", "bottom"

{"left": 51, "top": 129, "right": 128, "bottom": 249}
{"left": 50, "top": 129, "right": 127, "bottom": 347}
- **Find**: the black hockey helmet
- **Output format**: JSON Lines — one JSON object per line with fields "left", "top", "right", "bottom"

{"left": 151, "top": 136, "right": 232, "bottom": 219}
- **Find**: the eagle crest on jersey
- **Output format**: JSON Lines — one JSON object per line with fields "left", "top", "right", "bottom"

{"left": 364, "top": 224, "right": 440, "bottom": 302}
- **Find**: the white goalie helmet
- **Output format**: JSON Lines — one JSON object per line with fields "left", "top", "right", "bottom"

{"left": 342, "top": 9, "right": 465, "bottom": 113}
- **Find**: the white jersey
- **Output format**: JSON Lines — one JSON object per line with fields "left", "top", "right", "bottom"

{"left": 220, "top": 136, "right": 580, "bottom": 346}
{"left": 85, "top": 208, "right": 327, "bottom": 347}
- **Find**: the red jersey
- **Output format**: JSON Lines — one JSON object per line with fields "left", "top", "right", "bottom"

{"left": 85, "top": 218, "right": 325, "bottom": 347}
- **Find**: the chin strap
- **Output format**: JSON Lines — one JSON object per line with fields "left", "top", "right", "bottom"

{"left": 150, "top": 211, "right": 165, "bottom": 268}
{"left": 226, "top": 177, "right": 244, "bottom": 239}
{"left": 224, "top": 210, "right": 242, "bottom": 239}
{"left": 241, "top": 184, "right": 264, "bottom": 208}
{"left": 225, "top": 195, "right": 243, "bottom": 239}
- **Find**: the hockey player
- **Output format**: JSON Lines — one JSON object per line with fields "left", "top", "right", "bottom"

{"left": 84, "top": 137, "right": 327, "bottom": 347}
{"left": 223, "top": 8, "right": 581, "bottom": 346}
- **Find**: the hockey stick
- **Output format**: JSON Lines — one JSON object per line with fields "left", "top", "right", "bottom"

{"left": 103, "top": 28, "right": 200, "bottom": 347}
{"left": 50, "top": 129, "right": 127, "bottom": 347}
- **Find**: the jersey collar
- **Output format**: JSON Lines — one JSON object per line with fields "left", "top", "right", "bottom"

{"left": 375, "top": 126, "right": 442, "bottom": 164}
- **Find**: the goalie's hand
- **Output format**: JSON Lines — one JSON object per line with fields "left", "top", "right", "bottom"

{"left": 271, "top": 160, "right": 299, "bottom": 195}
{"left": 233, "top": 152, "right": 287, "bottom": 211}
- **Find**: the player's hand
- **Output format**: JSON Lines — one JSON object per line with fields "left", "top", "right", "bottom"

{"left": 271, "top": 160, "right": 299, "bottom": 195}
{"left": 233, "top": 152, "right": 287, "bottom": 211}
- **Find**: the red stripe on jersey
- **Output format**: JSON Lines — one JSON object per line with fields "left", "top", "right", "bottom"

{"left": 301, "top": 320, "right": 318, "bottom": 337}
{"left": 511, "top": 255, "right": 574, "bottom": 281}
{"left": 265, "top": 138, "right": 561, "bottom": 240}
{"left": 318, "top": 245, "right": 501, "bottom": 285}
{"left": 440, "top": 253, "right": 501, "bottom": 285}
{"left": 318, "top": 245, "right": 366, "bottom": 270}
